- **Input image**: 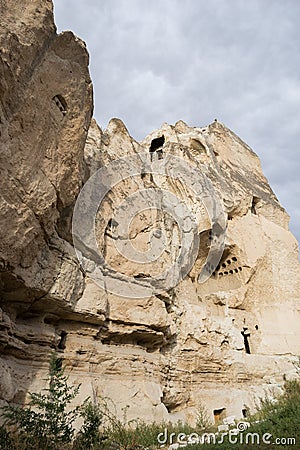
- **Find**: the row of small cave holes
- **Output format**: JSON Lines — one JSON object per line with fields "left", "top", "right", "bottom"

{"left": 212, "top": 257, "right": 243, "bottom": 277}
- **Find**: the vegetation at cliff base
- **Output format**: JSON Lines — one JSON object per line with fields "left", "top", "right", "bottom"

{"left": 0, "top": 354, "right": 299, "bottom": 449}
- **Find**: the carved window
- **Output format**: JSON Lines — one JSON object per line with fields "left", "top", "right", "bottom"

{"left": 58, "top": 331, "right": 67, "bottom": 350}
{"left": 214, "top": 408, "right": 226, "bottom": 424}
{"left": 52, "top": 95, "right": 67, "bottom": 117}
{"left": 242, "top": 408, "right": 248, "bottom": 418}
{"left": 149, "top": 135, "right": 165, "bottom": 160}
{"left": 241, "top": 328, "right": 251, "bottom": 354}
{"left": 251, "top": 196, "right": 260, "bottom": 215}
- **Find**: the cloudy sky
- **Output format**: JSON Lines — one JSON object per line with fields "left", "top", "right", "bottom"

{"left": 54, "top": 0, "right": 300, "bottom": 245}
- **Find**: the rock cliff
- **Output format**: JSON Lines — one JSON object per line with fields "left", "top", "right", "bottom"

{"left": 1, "top": 0, "right": 300, "bottom": 425}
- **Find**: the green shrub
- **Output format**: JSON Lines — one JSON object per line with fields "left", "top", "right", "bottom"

{"left": 0, "top": 425, "right": 15, "bottom": 450}
{"left": 1, "top": 353, "right": 103, "bottom": 450}
{"left": 74, "top": 402, "right": 104, "bottom": 449}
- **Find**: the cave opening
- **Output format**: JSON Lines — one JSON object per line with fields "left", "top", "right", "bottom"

{"left": 149, "top": 135, "right": 165, "bottom": 160}
{"left": 242, "top": 408, "right": 248, "bottom": 418}
{"left": 52, "top": 95, "right": 67, "bottom": 116}
{"left": 241, "top": 328, "right": 251, "bottom": 354}
{"left": 251, "top": 196, "right": 260, "bottom": 215}
{"left": 213, "top": 407, "right": 226, "bottom": 424}
{"left": 105, "top": 218, "right": 118, "bottom": 237}
{"left": 107, "top": 218, "right": 118, "bottom": 230}
{"left": 58, "top": 331, "right": 67, "bottom": 350}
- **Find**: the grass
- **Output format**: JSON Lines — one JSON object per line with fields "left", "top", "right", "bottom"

{"left": 191, "top": 379, "right": 300, "bottom": 450}
{"left": 1, "top": 354, "right": 299, "bottom": 449}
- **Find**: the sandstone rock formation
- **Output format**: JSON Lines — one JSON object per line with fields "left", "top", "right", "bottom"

{"left": 1, "top": 0, "right": 300, "bottom": 427}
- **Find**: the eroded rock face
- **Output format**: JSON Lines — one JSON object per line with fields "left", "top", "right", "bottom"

{"left": 0, "top": 0, "right": 92, "bottom": 403}
{"left": 1, "top": 0, "right": 300, "bottom": 426}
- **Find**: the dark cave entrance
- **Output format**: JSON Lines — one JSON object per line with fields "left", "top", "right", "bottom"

{"left": 213, "top": 407, "right": 226, "bottom": 424}
{"left": 251, "top": 196, "right": 260, "bottom": 215}
{"left": 58, "top": 331, "right": 68, "bottom": 350}
{"left": 149, "top": 135, "right": 165, "bottom": 160}
{"left": 52, "top": 94, "right": 67, "bottom": 116}
{"left": 241, "top": 328, "right": 251, "bottom": 354}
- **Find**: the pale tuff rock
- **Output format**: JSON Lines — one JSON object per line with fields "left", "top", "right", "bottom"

{"left": 0, "top": 0, "right": 300, "bottom": 427}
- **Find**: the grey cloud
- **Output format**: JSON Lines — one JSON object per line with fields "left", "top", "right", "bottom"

{"left": 54, "top": 0, "right": 300, "bottom": 245}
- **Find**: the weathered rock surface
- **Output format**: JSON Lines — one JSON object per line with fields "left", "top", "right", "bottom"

{"left": 1, "top": 0, "right": 300, "bottom": 426}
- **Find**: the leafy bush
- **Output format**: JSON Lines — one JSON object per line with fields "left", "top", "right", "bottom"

{"left": 1, "top": 353, "right": 103, "bottom": 450}
{"left": 0, "top": 425, "right": 15, "bottom": 450}
{"left": 74, "top": 402, "right": 104, "bottom": 449}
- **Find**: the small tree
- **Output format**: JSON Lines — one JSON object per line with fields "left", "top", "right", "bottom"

{"left": 195, "top": 401, "right": 212, "bottom": 431}
{"left": 2, "top": 353, "right": 81, "bottom": 449}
